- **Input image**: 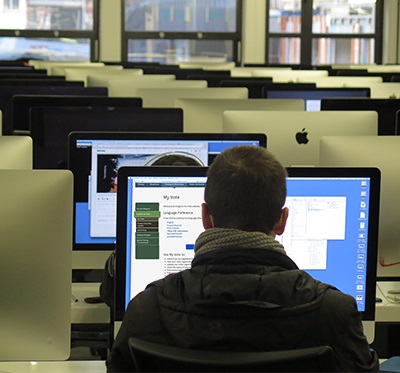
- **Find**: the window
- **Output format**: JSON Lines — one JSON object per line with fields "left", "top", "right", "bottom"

{"left": 122, "top": 0, "right": 242, "bottom": 64}
{"left": 266, "top": 0, "right": 382, "bottom": 65}
{"left": 0, "top": 0, "right": 98, "bottom": 61}
{"left": 4, "top": 0, "right": 19, "bottom": 10}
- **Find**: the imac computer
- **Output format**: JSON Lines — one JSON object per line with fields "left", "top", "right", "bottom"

{"left": 0, "top": 169, "right": 73, "bottom": 360}
{"left": 107, "top": 79, "right": 208, "bottom": 98}
{"left": 321, "top": 98, "right": 400, "bottom": 135}
{"left": 63, "top": 67, "right": 143, "bottom": 86}
{"left": 12, "top": 95, "right": 143, "bottom": 133}
{"left": 319, "top": 136, "right": 400, "bottom": 278}
{"left": 0, "top": 136, "right": 32, "bottom": 169}
{"left": 30, "top": 106, "right": 184, "bottom": 170}
{"left": 221, "top": 81, "right": 316, "bottom": 98}
{"left": 222, "top": 110, "right": 378, "bottom": 167}
{"left": 114, "top": 166, "right": 380, "bottom": 344}
{"left": 87, "top": 74, "right": 176, "bottom": 89}
{"left": 0, "top": 85, "right": 108, "bottom": 135}
{"left": 175, "top": 98, "right": 305, "bottom": 133}
{"left": 68, "top": 131, "right": 266, "bottom": 269}
{"left": 136, "top": 87, "right": 248, "bottom": 108}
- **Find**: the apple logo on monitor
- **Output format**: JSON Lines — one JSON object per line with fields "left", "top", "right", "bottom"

{"left": 295, "top": 128, "right": 309, "bottom": 144}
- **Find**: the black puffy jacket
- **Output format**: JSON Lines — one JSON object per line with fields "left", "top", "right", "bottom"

{"left": 107, "top": 247, "right": 378, "bottom": 372}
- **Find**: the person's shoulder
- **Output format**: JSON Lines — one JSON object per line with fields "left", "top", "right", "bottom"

{"left": 320, "top": 286, "right": 359, "bottom": 315}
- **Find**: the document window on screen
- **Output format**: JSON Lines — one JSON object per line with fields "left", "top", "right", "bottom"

{"left": 277, "top": 176, "right": 371, "bottom": 313}
{"left": 124, "top": 175, "right": 206, "bottom": 301}
{"left": 89, "top": 140, "right": 208, "bottom": 239}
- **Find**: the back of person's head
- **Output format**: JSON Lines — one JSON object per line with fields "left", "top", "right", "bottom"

{"left": 204, "top": 146, "right": 287, "bottom": 234}
{"left": 147, "top": 152, "right": 204, "bottom": 166}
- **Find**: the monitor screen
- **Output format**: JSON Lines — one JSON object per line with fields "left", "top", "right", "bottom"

{"left": 115, "top": 166, "right": 380, "bottom": 339}
{"left": 265, "top": 88, "right": 370, "bottom": 111}
{"left": 0, "top": 85, "right": 108, "bottom": 135}
{"left": 68, "top": 132, "right": 266, "bottom": 252}
{"left": 320, "top": 98, "right": 400, "bottom": 135}
{"left": 12, "top": 95, "right": 143, "bottom": 132}
{"left": 31, "top": 106, "right": 184, "bottom": 170}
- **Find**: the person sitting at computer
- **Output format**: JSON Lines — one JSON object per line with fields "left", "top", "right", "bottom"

{"left": 106, "top": 146, "right": 378, "bottom": 372}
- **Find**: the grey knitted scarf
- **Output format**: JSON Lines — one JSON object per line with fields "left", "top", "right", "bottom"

{"left": 194, "top": 227, "right": 287, "bottom": 257}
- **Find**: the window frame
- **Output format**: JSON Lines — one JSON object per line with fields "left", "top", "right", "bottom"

{"left": 121, "top": 0, "right": 243, "bottom": 64}
{"left": 0, "top": 0, "right": 100, "bottom": 61}
{"left": 265, "top": 0, "right": 383, "bottom": 65}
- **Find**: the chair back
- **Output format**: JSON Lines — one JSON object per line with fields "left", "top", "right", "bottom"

{"left": 128, "top": 337, "right": 337, "bottom": 372}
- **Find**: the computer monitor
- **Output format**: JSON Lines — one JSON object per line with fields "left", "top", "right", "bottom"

{"left": 52, "top": 64, "right": 123, "bottom": 77}
{"left": 342, "top": 82, "right": 400, "bottom": 98}
{"left": 68, "top": 131, "right": 266, "bottom": 260}
{"left": 0, "top": 79, "right": 83, "bottom": 86}
{"left": 319, "top": 136, "right": 400, "bottom": 278}
{"left": 220, "top": 81, "right": 316, "bottom": 98}
{"left": 222, "top": 110, "right": 378, "bottom": 167}
{"left": 31, "top": 106, "right": 184, "bottom": 170}
{"left": 0, "top": 85, "right": 108, "bottom": 135}
{"left": 0, "top": 169, "right": 72, "bottom": 360}
{"left": 87, "top": 74, "right": 176, "bottom": 89}
{"left": 185, "top": 74, "right": 235, "bottom": 88}
{"left": 114, "top": 166, "right": 380, "bottom": 343}
{"left": 296, "top": 76, "right": 383, "bottom": 87}
{"left": 0, "top": 136, "right": 32, "bottom": 169}
{"left": 136, "top": 87, "right": 248, "bottom": 108}
{"left": 176, "top": 98, "right": 305, "bottom": 133}
{"left": 12, "top": 95, "right": 143, "bottom": 133}
{"left": 264, "top": 87, "right": 370, "bottom": 111}
{"left": 321, "top": 98, "right": 400, "bottom": 135}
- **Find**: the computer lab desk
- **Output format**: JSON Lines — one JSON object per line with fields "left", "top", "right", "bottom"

{"left": 71, "top": 283, "right": 109, "bottom": 324}
{"left": 376, "top": 281, "right": 400, "bottom": 322}
{"left": 70, "top": 282, "right": 400, "bottom": 324}
{"left": 0, "top": 361, "right": 106, "bottom": 373}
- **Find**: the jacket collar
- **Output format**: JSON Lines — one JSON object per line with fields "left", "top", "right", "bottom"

{"left": 191, "top": 247, "right": 299, "bottom": 271}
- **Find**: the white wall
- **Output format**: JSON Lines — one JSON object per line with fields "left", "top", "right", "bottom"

{"left": 242, "top": 0, "right": 266, "bottom": 64}
{"left": 383, "top": 0, "right": 399, "bottom": 63}
{"left": 99, "top": 0, "right": 121, "bottom": 62}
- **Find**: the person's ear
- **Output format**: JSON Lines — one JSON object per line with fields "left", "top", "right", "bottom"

{"left": 274, "top": 207, "right": 289, "bottom": 236}
{"left": 202, "top": 203, "right": 214, "bottom": 230}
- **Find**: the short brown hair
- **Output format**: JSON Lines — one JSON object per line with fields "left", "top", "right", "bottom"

{"left": 204, "top": 146, "right": 287, "bottom": 234}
